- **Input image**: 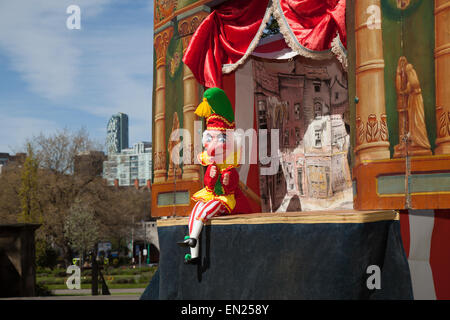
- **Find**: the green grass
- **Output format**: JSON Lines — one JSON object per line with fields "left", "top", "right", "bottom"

{"left": 37, "top": 266, "right": 156, "bottom": 292}
{"left": 47, "top": 283, "right": 148, "bottom": 290}
{"left": 54, "top": 292, "right": 143, "bottom": 296}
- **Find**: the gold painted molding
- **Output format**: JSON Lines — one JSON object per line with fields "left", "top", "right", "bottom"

{"left": 354, "top": 0, "right": 391, "bottom": 166}
{"left": 157, "top": 210, "right": 399, "bottom": 227}
{"left": 435, "top": 0, "right": 450, "bottom": 155}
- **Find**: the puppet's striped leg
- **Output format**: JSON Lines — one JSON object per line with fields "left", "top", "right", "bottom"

{"left": 188, "top": 200, "right": 226, "bottom": 261}
{"left": 177, "top": 201, "right": 204, "bottom": 252}
{"left": 188, "top": 201, "right": 204, "bottom": 234}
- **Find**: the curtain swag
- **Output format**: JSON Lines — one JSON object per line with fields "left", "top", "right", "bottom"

{"left": 183, "top": 0, "right": 347, "bottom": 88}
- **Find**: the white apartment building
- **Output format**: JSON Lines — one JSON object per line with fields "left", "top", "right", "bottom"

{"left": 103, "top": 142, "right": 152, "bottom": 187}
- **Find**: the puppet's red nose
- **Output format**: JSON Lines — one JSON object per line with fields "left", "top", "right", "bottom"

{"left": 207, "top": 145, "right": 216, "bottom": 157}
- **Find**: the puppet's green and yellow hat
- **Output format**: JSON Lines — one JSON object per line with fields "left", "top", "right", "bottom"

{"left": 195, "top": 87, "right": 235, "bottom": 131}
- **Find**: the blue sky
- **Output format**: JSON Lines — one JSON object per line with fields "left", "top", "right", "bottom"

{"left": 0, "top": 0, "right": 154, "bottom": 153}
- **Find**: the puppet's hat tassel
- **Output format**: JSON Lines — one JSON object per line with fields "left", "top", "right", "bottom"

{"left": 195, "top": 97, "right": 213, "bottom": 118}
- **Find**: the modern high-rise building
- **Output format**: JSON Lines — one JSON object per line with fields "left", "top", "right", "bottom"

{"left": 106, "top": 112, "right": 129, "bottom": 155}
{"left": 103, "top": 142, "right": 152, "bottom": 187}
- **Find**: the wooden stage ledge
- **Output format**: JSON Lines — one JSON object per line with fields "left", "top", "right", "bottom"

{"left": 157, "top": 210, "right": 398, "bottom": 227}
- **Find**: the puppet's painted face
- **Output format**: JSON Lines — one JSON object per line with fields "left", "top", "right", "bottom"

{"left": 202, "top": 130, "right": 233, "bottom": 163}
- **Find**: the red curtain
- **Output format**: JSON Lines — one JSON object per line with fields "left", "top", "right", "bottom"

{"left": 279, "top": 0, "right": 346, "bottom": 51}
{"left": 183, "top": 0, "right": 346, "bottom": 88}
{"left": 183, "top": 0, "right": 270, "bottom": 89}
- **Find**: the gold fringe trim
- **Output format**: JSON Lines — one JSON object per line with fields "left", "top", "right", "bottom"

{"left": 331, "top": 34, "right": 348, "bottom": 71}
{"left": 222, "top": 0, "right": 274, "bottom": 74}
{"left": 219, "top": 0, "right": 348, "bottom": 74}
{"left": 271, "top": 0, "right": 347, "bottom": 70}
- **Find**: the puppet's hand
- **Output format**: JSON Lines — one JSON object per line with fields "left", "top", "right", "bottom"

{"left": 210, "top": 165, "right": 218, "bottom": 178}
{"left": 223, "top": 172, "right": 230, "bottom": 186}
{"left": 221, "top": 168, "right": 239, "bottom": 194}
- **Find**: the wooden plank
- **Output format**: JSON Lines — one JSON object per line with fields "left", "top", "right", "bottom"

{"left": 157, "top": 209, "right": 398, "bottom": 227}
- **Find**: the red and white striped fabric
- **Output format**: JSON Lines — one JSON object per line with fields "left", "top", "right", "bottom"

{"left": 399, "top": 209, "right": 450, "bottom": 300}
{"left": 189, "top": 200, "right": 227, "bottom": 233}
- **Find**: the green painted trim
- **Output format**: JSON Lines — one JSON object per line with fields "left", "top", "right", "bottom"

{"left": 377, "top": 175, "right": 405, "bottom": 194}
{"left": 165, "top": 21, "right": 185, "bottom": 171}
{"left": 381, "top": 0, "right": 436, "bottom": 156}
{"left": 176, "top": 5, "right": 210, "bottom": 21}
{"left": 154, "top": 21, "right": 175, "bottom": 35}
{"left": 157, "top": 191, "right": 191, "bottom": 206}
{"left": 378, "top": 173, "right": 450, "bottom": 194}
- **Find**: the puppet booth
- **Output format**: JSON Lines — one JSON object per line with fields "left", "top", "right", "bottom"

{"left": 143, "top": 0, "right": 450, "bottom": 300}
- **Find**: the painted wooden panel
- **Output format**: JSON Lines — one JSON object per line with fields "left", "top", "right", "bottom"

{"left": 348, "top": 0, "right": 450, "bottom": 210}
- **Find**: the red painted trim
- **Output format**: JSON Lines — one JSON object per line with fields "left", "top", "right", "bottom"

{"left": 430, "top": 209, "right": 450, "bottom": 300}
{"left": 222, "top": 72, "right": 236, "bottom": 113}
{"left": 398, "top": 210, "right": 410, "bottom": 258}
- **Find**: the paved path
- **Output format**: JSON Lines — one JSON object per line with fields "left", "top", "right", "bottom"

{"left": 52, "top": 288, "right": 145, "bottom": 295}
{"left": 1, "top": 288, "right": 145, "bottom": 300}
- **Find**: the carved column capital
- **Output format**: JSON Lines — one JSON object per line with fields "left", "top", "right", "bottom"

{"left": 155, "top": 26, "right": 174, "bottom": 68}
{"left": 178, "top": 11, "right": 209, "bottom": 52}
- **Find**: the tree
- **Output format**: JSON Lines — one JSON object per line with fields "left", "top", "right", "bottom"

{"left": 91, "top": 184, "right": 150, "bottom": 256}
{"left": 36, "top": 129, "right": 101, "bottom": 261}
{"left": 1, "top": 127, "right": 151, "bottom": 267}
{"left": 0, "top": 162, "right": 22, "bottom": 224}
{"left": 64, "top": 199, "right": 99, "bottom": 267}
{"left": 18, "top": 144, "right": 42, "bottom": 223}
{"left": 19, "top": 128, "right": 103, "bottom": 265}
{"left": 27, "top": 127, "right": 101, "bottom": 175}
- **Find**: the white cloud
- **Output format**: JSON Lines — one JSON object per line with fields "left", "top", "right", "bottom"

{"left": 0, "top": 0, "right": 113, "bottom": 101}
{"left": 76, "top": 25, "right": 154, "bottom": 142}
{"left": 78, "top": 26, "right": 153, "bottom": 119}
{"left": 0, "top": 116, "right": 60, "bottom": 153}
{"left": 0, "top": 0, "right": 154, "bottom": 145}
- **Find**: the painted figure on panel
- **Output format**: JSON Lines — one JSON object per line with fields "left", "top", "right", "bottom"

{"left": 168, "top": 112, "right": 182, "bottom": 179}
{"left": 394, "top": 56, "right": 432, "bottom": 157}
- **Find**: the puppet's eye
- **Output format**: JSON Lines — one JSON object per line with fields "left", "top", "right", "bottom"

{"left": 217, "top": 134, "right": 226, "bottom": 143}
{"left": 205, "top": 133, "right": 213, "bottom": 143}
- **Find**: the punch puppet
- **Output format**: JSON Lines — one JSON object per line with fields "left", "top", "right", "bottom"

{"left": 177, "top": 87, "right": 249, "bottom": 264}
